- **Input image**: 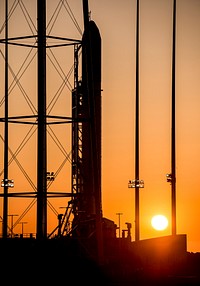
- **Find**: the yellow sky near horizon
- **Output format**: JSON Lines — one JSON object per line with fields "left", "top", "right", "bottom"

{"left": 0, "top": 0, "right": 200, "bottom": 253}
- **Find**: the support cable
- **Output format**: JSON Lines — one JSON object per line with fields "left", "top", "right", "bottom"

{"left": 63, "top": 0, "right": 82, "bottom": 35}
{"left": 0, "top": 49, "right": 37, "bottom": 113}
{"left": 0, "top": 133, "right": 37, "bottom": 191}
{"left": 0, "top": 0, "right": 18, "bottom": 34}
{"left": 19, "top": 0, "right": 37, "bottom": 35}
{"left": 47, "top": 126, "right": 72, "bottom": 160}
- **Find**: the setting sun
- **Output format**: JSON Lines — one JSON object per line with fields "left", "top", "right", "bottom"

{"left": 151, "top": 215, "right": 168, "bottom": 231}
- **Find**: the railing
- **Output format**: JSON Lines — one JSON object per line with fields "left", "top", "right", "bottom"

{"left": 0, "top": 233, "right": 37, "bottom": 239}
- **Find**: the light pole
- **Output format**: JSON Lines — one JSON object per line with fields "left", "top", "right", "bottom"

{"left": 8, "top": 214, "right": 18, "bottom": 238}
{"left": 127, "top": 0, "right": 144, "bottom": 242}
{"left": 20, "top": 221, "right": 27, "bottom": 237}
{"left": 116, "top": 212, "right": 123, "bottom": 238}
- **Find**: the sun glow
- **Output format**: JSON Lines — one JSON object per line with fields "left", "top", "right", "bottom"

{"left": 151, "top": 215, "right": 168, "bottom": 231}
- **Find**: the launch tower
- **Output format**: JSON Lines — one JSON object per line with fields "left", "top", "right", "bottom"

{"left": 0, "top": 0, "right": 104, "bottom": 259}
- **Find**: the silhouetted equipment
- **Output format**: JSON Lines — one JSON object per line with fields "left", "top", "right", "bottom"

{"left": 116, "top": 212, "right": 123, "bottom": 238}
{"left": 0, "top": 0, "right": 105, "bottom": 262}
{"left": 166, "top": 173, "right": 172, "bottom": 183}
{"left": 71, "top": 0, "right": 103, "bottom": 262}
{"left": 126, "top": 222, "right": 132, "bottom": 237}
{"left": 72, "top": 20, "right": 102, "bottom": 231}
{"left": 128, "top": 179, "right": 144, "bottom": 188}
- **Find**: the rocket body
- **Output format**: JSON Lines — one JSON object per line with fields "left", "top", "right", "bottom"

{"left": 81, "top": 20, "right": 102, "bottom": 217}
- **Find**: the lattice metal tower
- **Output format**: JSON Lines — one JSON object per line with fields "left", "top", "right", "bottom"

{"left": 0, "top": 0, "right": 102, "bottom": 248}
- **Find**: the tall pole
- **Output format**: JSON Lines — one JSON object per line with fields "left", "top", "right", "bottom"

{"left": 83, "top": 0, "right": 89, "bottom": 31}
{"left": 116, "top": 212, "right": 123, "bottom": 238}
{"left": 37, "top": 0, "right": 47, "bottom": 239}
{"left": 128, "top": 0, "right": 143, "bottom": 241}
{"left": 171, "top": 0, "right": 177, "bottom": 236}
{"left": 2, "top": 0, "right": 9, "bottom": 239}
{"left": 20, "top": 222, "right": 28, "bottom": 237}
{"left": 135, "top": 0, "right": 140, "bottom": 242}
{"left": 8, "top": 214, "right": 18, "bottom": 238}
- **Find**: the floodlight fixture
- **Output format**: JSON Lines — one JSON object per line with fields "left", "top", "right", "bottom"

{"left": 128, "top": 179, "right": 144, "bottom": 188}
{"left": 166, "top": 173, "right": 172, "bottom": 183}
{"left": 46, "top": 172, "right": 55, "bottom": 181}
{"left": 1, "top": 179, "right": 14, "bottom": 188}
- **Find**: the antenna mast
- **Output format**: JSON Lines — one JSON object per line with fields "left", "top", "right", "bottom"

{"left": 166, "top": 0, "right": 177, "bottom": 235}
{"left": 128, "top": 0, "right": 144, "bottom": 242}
{"left": 171, "top": 0, "right": 177, "bottom": 236}
{"left": 135, "top": 0, "right": 140, "bottom": 242}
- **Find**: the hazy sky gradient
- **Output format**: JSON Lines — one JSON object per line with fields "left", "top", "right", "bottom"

{"left": 90, "top": 0, "right": 200, "bottom": 252}
{"left": 0, "top": 0, "right": 200, "bottom": 252}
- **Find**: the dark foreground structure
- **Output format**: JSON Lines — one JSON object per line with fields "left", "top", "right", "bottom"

{"left": 1, "top": 234, "right": 200, "bottom": 285}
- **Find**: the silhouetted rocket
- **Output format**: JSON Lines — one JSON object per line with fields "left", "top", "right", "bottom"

{"left": 81, "top": 20, "right": 102, "bottom": 217}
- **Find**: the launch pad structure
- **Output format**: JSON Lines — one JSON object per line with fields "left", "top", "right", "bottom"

{"left": 0, "top": 0, "right": 110, "bottom": 261}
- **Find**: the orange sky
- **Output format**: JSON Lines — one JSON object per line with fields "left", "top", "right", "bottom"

{"left": 92, "top": 0, "right": 200, "bottom": 253}
{"left": 0, "top": 0, "right": 200, "bottom": 253}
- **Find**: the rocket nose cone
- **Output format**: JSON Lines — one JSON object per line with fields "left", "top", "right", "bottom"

{"left": 88, "top": 20, "right": 101, "bottom": 37}
{"left": 82, "top": 20, "right": 101, "bottom": 41}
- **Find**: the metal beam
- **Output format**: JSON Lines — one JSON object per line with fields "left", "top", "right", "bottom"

{"left": 2, "top": 0, "right": 9, "bottom": 239}
{"left": 37, "top": 0, "right": 47, "bottom": 239}
{"left": 135, "top": 0, "right": 140, "bottom": 242}
{"left": 171, "top": 0, "right": 177, "bottom": 236}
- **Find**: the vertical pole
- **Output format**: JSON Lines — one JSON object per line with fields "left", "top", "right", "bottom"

{"left": 37, "top": 0, "right": 47, "bottom": 239}
{"left": 3, "top": 0, "right": 9, "bottom": 239}
{"left": 83, "top": 0, "right": 89, "bottom": 31}
{"left": 9, "top": 214, "right": 18, "bottom": 238}
{"left": 135, "top": 0, "right": 140, "bottom": 242}
{"left": 171, "top": 0, "right": 176, "bottom": 236}
{"left": 116, "top": 212, "right": 123, "bottom": 238}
